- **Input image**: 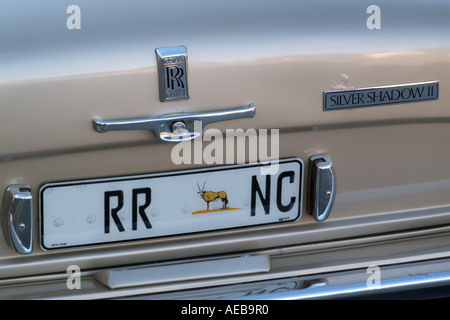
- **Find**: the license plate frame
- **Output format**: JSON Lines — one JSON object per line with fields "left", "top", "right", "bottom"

{"left": 40, "top": 159, "right": 303, "bottom": 250}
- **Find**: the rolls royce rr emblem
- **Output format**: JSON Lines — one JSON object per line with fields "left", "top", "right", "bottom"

{"left": 323, "top": 81, "right": 439, "bottom": 110}
{"left": 156, "top": 46, "right": 189, "bottom": 102}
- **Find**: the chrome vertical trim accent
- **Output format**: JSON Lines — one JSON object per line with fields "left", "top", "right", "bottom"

{"left": 1, "top": 185, "right": 33, "bottom": 254}
{"left": 309, "top": 155, "right": 336, "bottom": 222}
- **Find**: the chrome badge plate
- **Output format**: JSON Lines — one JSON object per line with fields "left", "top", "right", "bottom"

{"left": 323, "top": 81, "right": 439, "bottom": 110}
{"left": 156, "top": 46, "right": 189, "bottom": 102}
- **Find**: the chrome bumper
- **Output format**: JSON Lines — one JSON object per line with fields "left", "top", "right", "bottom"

{"left": 3, "top": 227, "right": 450, "bottom": 300}
{"left": 129, "top": 257, "right": 450, "bottom": 300}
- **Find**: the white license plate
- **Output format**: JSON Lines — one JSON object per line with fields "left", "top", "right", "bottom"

{"left": 40, "top": 159, "right": 303, "bottom": 249}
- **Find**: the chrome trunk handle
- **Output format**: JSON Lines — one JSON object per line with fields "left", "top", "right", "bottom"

{"left": 93, "top": 104, "right": 255, "bottom": 142}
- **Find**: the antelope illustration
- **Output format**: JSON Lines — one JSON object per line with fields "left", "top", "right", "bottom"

{"left": 197, "top": 182, "right": 229, "bottom": 210}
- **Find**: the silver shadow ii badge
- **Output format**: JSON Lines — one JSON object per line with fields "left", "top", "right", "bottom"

{"left": 323, "top": 81, "right": 439, "bottom": 111}
{"left": 156, "top": 46, "right": 189, "bottom": 102}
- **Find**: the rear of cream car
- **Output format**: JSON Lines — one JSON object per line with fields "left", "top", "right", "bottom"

{"left": 1, "top": 0, "right": 450, "bottom": 299}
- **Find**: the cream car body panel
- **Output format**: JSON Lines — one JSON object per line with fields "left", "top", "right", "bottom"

{"left": 0, "top": 0, "right": 449, "bottom": 299}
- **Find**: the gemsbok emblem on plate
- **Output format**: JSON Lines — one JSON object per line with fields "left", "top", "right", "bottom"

{"left": 192, "top": 182, "right": 241, "bottom": 215}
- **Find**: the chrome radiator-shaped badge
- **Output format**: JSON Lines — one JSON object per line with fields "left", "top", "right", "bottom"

{"left": 156, "top": 46, "right": 189, "bottom": 102}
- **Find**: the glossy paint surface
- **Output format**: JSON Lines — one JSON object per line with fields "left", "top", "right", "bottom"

{"left": 0, "top": 0, "right": 449, "bottom": 296}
